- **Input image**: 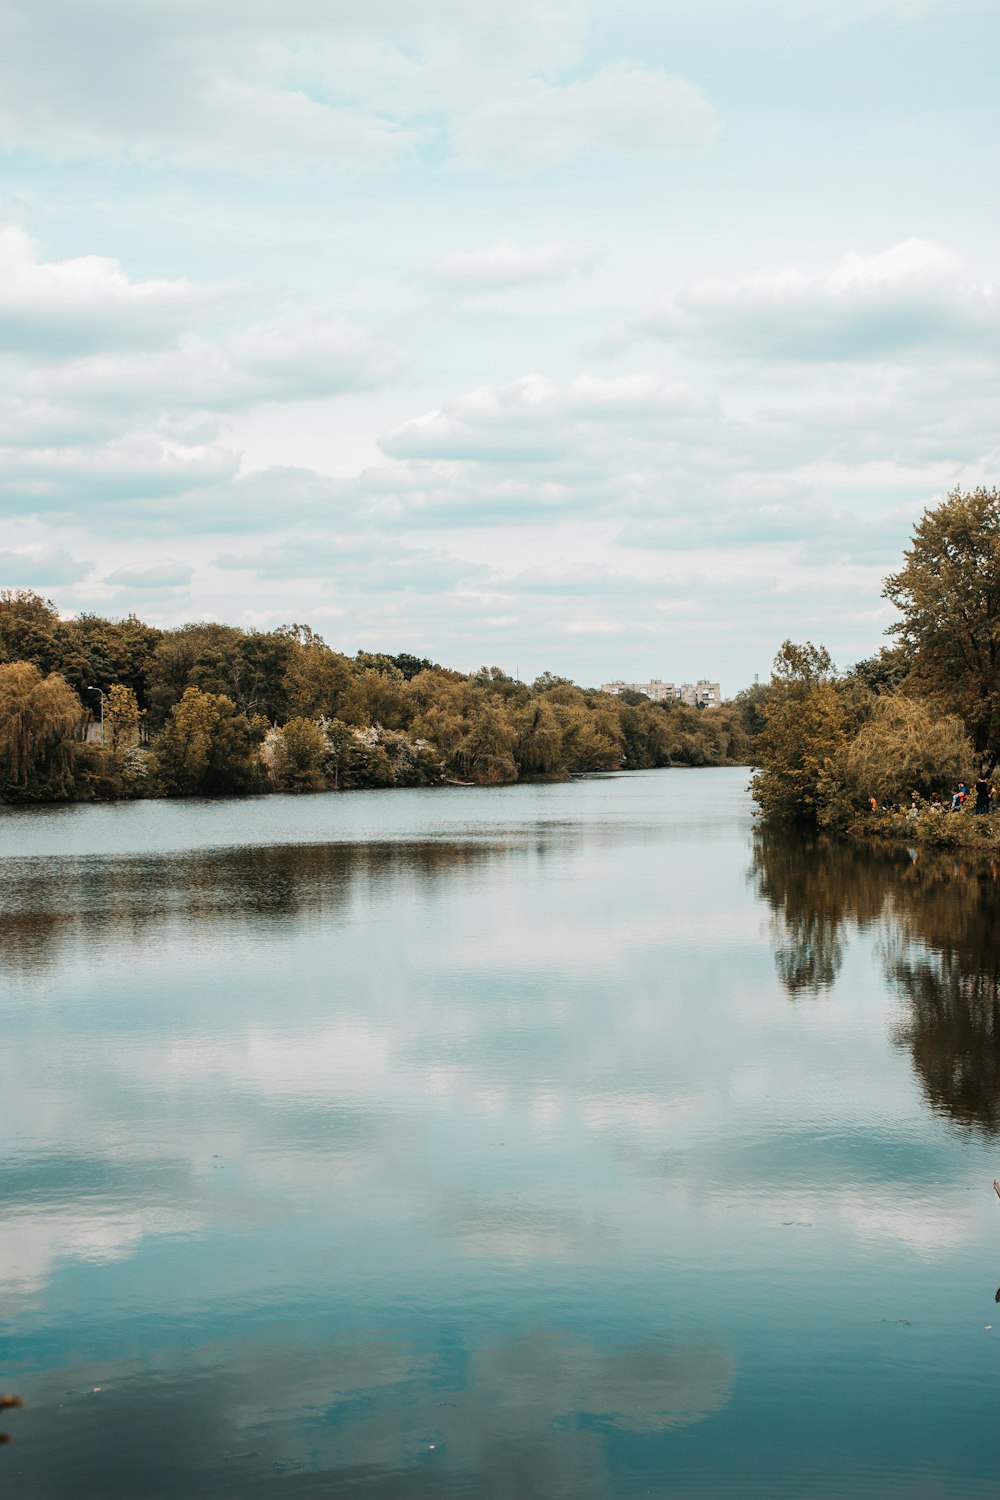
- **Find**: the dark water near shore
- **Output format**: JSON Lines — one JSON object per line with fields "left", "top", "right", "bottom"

{"left": 2, "top": 769, "right": 999, "bottom": 1498}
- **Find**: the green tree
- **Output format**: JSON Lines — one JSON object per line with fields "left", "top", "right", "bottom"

{"left": 189, "top": 628, "right": 295, "bottom": 723}
{"left": 391, "top": 652, "right": 439, "bottom": 681}
{"left": 358, "top": 665, "right": 412, "bottom": 729}
{"left": 276, "top": 717, "right": 328, "bottom": 791}
{"left": 883, "top": 486, "right": 1000, "bottom": 767}
{"left": 0, "top": 591, "right": 61, "bottom": 673}
{"left": 847, "top": 646, "right": 909, "bottom": 697}
{"left": 751, "top": 641, "right": 869, "bottom": 822}
{"left": 155, "top": 687, "right": 267, "bottom": 796}
{"left": 146, "top": 624, "right": 239, "bottom": 728}
{"left": 61, "top": 613, "right": 162, "bottom": 706}
{"left": 339, "top": 728, "right": 397, "bottom": 788}
{"left": 556, "top": 697, "right": 623, "bottom": 773}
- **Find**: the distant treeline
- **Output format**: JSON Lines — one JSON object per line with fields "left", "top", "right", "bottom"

{"left": 751, "top": 485, "right": 1000, "bottom": 849}
{"left": 0, "top": 591, "right": 756, "bottom": 802}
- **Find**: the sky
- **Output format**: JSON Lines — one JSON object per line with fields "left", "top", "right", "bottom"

{"left": 0, "top": 0, "right": 997, "bottom": 692}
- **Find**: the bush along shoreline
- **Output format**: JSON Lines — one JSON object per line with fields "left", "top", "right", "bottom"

{"left": 0, "top": 593, "right": 755, "bottom": 804}
{"left": 750, "top": 485, "right": 1000, "bottom": 853}
{"left": 856, "top": 794, "right": 1000, "bottom": 851}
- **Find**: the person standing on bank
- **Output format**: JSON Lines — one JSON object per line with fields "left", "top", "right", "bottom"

{"left": 975, "top": 774, "right": 993, "bottom": 814}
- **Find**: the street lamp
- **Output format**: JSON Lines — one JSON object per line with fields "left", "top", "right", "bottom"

{"left": 88, "top": 686, "right": 105, "bottom": 745}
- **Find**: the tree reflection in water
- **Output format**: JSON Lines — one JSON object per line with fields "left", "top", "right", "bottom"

{"left": 0, "top": 839, "right": 521, "bottom": 972}
{"left": 752, "top": 830, "right": 1000, "bottom": 1135}
{"left": 750, "top": 832, "right": 888, "bottom": 998}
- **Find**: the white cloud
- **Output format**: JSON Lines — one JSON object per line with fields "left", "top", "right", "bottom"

{"left": 225, "top": 319, "right": 403, "bottom": 400}
{"left": 104, "top": 559, "right": 194, "bottom": 588}
{"left": 161, "top": 79, "right": 423, "bottom": 174}
{"left": 634, "top": 240, "right": 997, "bottom": 362}
{"left": 0, "top": 437, "right": 240, "bottom": 517}
{"left": 0, "top": 227, "right": 227, "bottom": 357}
{"left": 457, "top": 66, "right": 720, "bottom": 173}
{"left": 0, "top": 2, "right": 717, "bottom": 176}
{"left": 29, "top": 324, "right": 399, "bottom": 420}
{"left": 380, "top": 374, "right": 564, "bottom": 462}
{"left": 567, "top": 372, "right": 703, "bottom": 417}
{"left": 0, "top": 1204, "right": 201, "bottom": 1304}
{"left": 0, "top": 544, "right": 94, "bottom": 586}
{"left": 380, "top": 371, "right": 708, "bottom": 464}
{"left": 214, "top": 533, "right": 484, "bottom": 593}
{"left": 429, "top": 239, "right": 604, "bottom": 293}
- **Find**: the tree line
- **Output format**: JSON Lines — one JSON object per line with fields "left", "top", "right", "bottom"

{"left": 751, "top": 485, "right": 1000, "bottom": 844}
{"left": 0, "top": 592, "right": 754, "bottom": 801}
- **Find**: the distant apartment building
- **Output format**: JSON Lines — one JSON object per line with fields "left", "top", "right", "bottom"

{"left": 601, "top": 678, "right": 722, "bottom": 709}
{"left": 601, "top": 677, "right": 676, "bottom": 703}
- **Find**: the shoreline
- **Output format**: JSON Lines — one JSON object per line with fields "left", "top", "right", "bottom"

{"left": 846, "top": 809, "right": 1000, "bottom": 854}
{"left": 0, "top": 759, "right": 753, "bottom": 811}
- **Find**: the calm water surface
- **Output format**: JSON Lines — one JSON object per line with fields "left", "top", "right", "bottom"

{"left": 2, "top": 769, "right": 999, "bottom": 1497}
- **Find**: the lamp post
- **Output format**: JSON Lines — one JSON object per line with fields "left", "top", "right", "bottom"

{"left": 88, "top": 686, "right": 105, "bottom": 745}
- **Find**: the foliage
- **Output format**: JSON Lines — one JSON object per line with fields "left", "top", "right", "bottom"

{"left": 0, "top": 591, "right": 63, "bottom": 674}
{"left": 883, "top": 485, "right": 1000, "bottom": 767}
{"left": 156, "top": 687, "right": 268, "bottom": 796}
{"left": 514, "top": 700, "right": 564, "bottom": 776}
{"left": 104, "top": 683, "right": 141, "bottom": 749}
{"left": 750, "top": 642, "right": 867, "bottom": 822}
{"left": 0, "top": 662, "right": 83, "bottom": 798}
{"left": 847, "top": 646, "right": 909, "bottom": 697}
{"left": 751, "top": 489, "right": 1000, "bottom": 832}
{"left": 823, "top": 695, "right": 972, "bottom": 816}
{"left": 451, "top": 702, "right": 518, "bottom": 784}
{"left": 0, "top": 591, "right": 752, "bottom": 803}
{"left": 262, "top": 717, "right": 328, "bottom": 791}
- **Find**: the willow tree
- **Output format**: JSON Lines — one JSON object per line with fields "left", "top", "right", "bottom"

{"left": 514, "top": 700, "right": 564, "bottom": 777}
{"left": 452, "top": 702, "right": 517, "bottom": 784}
{"left": 883, "top": 486, "right": 1000, "bottom": 768}
{"left": 826, "top": 694, "right": 972, "bottom": 810}
{"left": 0, "top": 662, "right": 83, "bottom": 794}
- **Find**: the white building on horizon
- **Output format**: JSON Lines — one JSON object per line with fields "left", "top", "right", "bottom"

{"left": 601, "top": 678, "right": 722, "bottom": 708}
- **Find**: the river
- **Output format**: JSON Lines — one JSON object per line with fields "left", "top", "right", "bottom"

{"left": 1, "top": 768, "right": 998, "bottom": 1497}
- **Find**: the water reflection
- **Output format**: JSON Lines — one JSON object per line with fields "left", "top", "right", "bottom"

{"left": 11, "top": 1331, "right": 733, "bottom": 1500}
{"left": 753, "top": 831, "right": 1000, "bottom": 1133}
{"left": 0, "top": 815, "right": 673, "bottom": 976}
{"left": 890, "top": 955, "right": 1000, "bottom": 1135}
{"left": 0, "top": 840, "right": 534, "bottom": 972}
{"left": 5, "top": 774, "right": 1000, "bottom": 1498}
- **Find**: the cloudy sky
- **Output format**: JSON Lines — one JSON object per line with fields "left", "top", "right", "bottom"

{"left": 1, "top": 0, "right": 997, "bottom": 689}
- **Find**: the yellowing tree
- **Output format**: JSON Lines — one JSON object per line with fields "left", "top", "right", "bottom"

{"left": 514, "top": 700, "right": 564, "bottom": 776}
{"left": 452, "top": 702, "right": 517, "bottom": 784}
{"left": 0, "top": 662, "right": 83, "bottom": 794}
{"left": 104, "top": 683, "right": 141, "bottom": 749}
{"left": 827, "top": 695, "right": 972, "bottom": 810}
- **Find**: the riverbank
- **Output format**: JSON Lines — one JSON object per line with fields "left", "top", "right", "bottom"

{"left": 846, "top": 801, "right": 1000, "bottom": 852}
{"left": 0, "top": 754, "right": 752, "bottom": 809}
